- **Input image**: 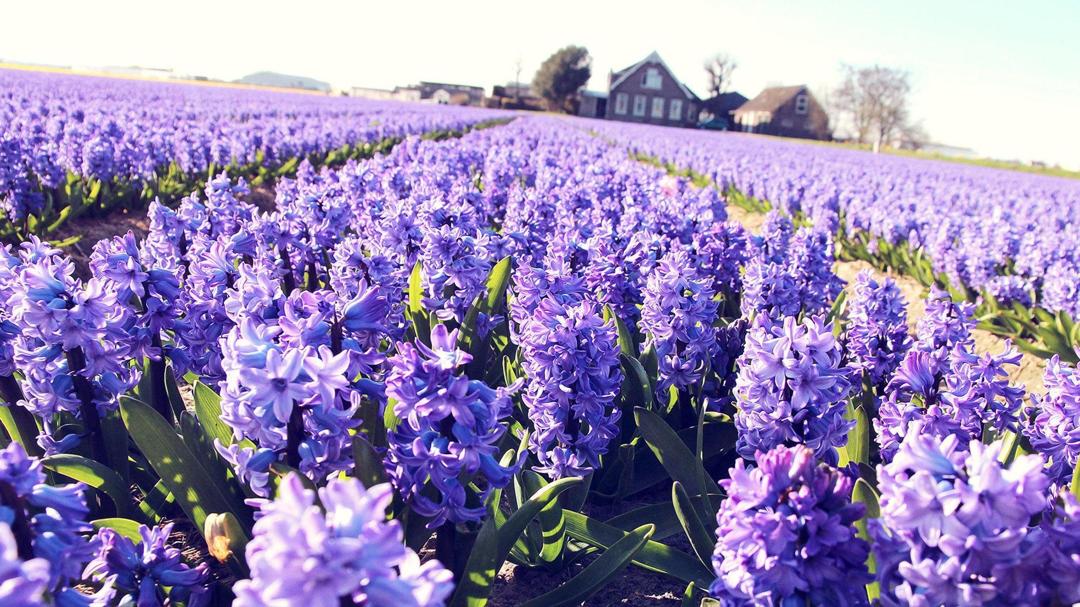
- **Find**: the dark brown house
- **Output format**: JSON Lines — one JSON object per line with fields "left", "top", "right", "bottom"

{"left": 604, "top": 51, "right": 700, "bottom": 127}
{"left": 732, "top": 85, "right": 830, "bottom": 140}
{"left": 701, "top": 91, "right": 749, "bottom": 129}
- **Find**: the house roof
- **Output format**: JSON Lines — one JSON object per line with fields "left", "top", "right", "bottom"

{"left": 703, "top": 91, "right": 748, "bottom": 115}
{"left": 580, "top": 90, "right": 608, "bottom": 99}
{"left": 734, "top": 85, "right": 807, "bottom": 113}
{"left": 609, "top": 51, "right": 698, "bottom": 101}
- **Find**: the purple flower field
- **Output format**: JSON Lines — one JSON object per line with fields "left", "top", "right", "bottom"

{"left": 0, "top": 72, "right": 1078, "bottom": 606}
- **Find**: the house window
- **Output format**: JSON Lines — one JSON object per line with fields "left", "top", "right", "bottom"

{"left": 795, "top": 94, "right": 809, "bottom": 115}
{"left": 669, "top": 99, "right": 683, "bottom": 120}
{"left": 651, "top": 97, "right": 665, "bottom": 118}
{"left": 641, "top": 67, "right": 663, "bottom": 90}
{"left": 633, "top": 94, "right": 647, "bottom": 117}
{"left": 614, "top": 92, "right": 629, "bottom": 115}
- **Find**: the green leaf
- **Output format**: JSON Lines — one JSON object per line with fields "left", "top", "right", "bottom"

{"left": 459, "top": 256, "right": 512, "bottom": 353}
{"left": 840, "top": 403, "right": 870, "bottom": 466}
{"left": 193, "top": 381, "right": 249, "bottom": 449}
{"left": 91, "top": 518, "right": 144, "bottom": 542}
{"left": 635, "top": 408, "right": 720, "bottom": 511}
{"left": 672, "top": 482, "right": 716, "bottom": 567}
{"left": 522, "top": 471, "right": 566, "bottom": 565}
{"left": 620, "top": 354, "right": 654, "bottom": 412}
{"left": 100, "top": 409, "right": 130, "bottom": 485}
{"left": 351, "top": 434, "right": 387, "bottom": 488}
{"left": 137, "top": 479, "right": 171, "bottom": 523}
{"left": 563, "top": 510, "right": 713, "bottom": 587}
{"left": 119, "top": 397, "right": 250, "bottom": 540}
{"left": 450, "top": 475, "right": 582, "bottom": 607}
{"left": 605, "top": 305, "right": 636, "bottom": 357}
{"left": 852, "top": 478, "right": 880, "bottom": 601}
{"left": 626, "top": 422, "right": 736, "bottom": 496}
{"left": 1071, "top": 457, "right": 1080, "bottom": 500}
{"left": 0, "top": 404, "right": 43, "bottom": 457}
{"left": 519, "top": 524, "right": 654, "bottom": 607}
{"left": 406, "top": 261, "right": 430, "bottom": 345}
{"left": 163, "top": 361, "right": 188, "bottom": 422}
{"left": 43, "top": 454, "right": 136, "bottom": 519}
{"left": 826, "top": 289, "right": 847, "bottom": 326}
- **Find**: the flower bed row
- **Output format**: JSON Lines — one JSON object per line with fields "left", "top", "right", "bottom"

{"left": 0, "top": 68, "right": 509, "bottom": 240}
{"left": 0, "top": 116, "right": 1077, "bottom": 606}
{"left": 595, "top": 120, "right": 1080, "bottom": 364}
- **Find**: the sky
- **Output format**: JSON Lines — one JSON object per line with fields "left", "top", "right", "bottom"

{"left": 3, "top": 0, "right": 1079, "bottom": 168}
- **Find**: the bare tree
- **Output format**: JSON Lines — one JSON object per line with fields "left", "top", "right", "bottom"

{"left": 832, "top": 64, "right": 913, "bottom": 151}
{"left": 704, "top": 53, "right": 737, "bottom": 98}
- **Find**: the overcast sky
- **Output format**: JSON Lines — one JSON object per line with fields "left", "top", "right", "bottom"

{"left": 3, "top": 0, "right": 1078, "bottom": 168}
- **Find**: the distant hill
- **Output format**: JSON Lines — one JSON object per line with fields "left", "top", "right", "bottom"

{"left": 235, "top": 71, "right": 331, "bottom": 92}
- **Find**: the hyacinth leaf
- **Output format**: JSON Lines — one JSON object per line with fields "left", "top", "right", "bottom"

{"left": 42, "top": 454, "right": 138, "bottom": 520}
{"left": 450, "top": 475, "right": 582, "bottom": 607}
{"left": 826, "top": 289, "right": 848, "bottom": 328}
{"left": 137, "top": 479, "right": 171, "bottom": 524}
{"left": 671, "top": 481, "right": 716, "bottom": 567}
{"left": 996, "top": 430, "right": 1021, "bottom": 464}
{"left": 635, "top": 408, "right": 721, "bottom": 511}
{"left": 563, "top": 510, "right": 713, "bottom": 587}
{"left": 619, "top": 354, "right": 654, "bottom": 412}
{"left": 522, "top": 470, "right": 567, "bottom": 565}
{"left": 852, "top": 477, "right": 880, "bottom": 600}
{"left": 99, "top": 410, "right": 131, "bottom": 486}
{"left": 407, "top": 261, "right": 430, "bottom": 345}
{"left": 1071, "top": 460, "right": 1080, "bottom": 500}
{"left": 459, "top": 255, "right": 512, "bottom": 355}
{"left": 119, "top": 396, "right": 251, "bottom": 540}
{"left": 351, "top": 434, "right": 387, "bottom": 489}
{"left": 628, "top": 422, "right": 736, "bottom": 497}
{"left": 90, "top": 518, "right": 144, "bottom": 542}
{"left": 604, "top": 305, "right": 637, "bottom": 357}
{"left": 603, "top": 498, "right": 715, "bottom": 542}
{"left": 519, "top": 523, "right": 654, "bottom": 607}
{"left": 192, "top": 381, "right": 240, "bottom": 448}
{"left": 178, "top": 412, "right": 249, "bottom": 514}
{"left": 681, "top": 582, "right": 697, "bottom": 607}
{"left": 383, "top": 398, "right": 403, "bottom": 433}
{"left": 0, "top": 402, "right": 43, "bottom": 458}
{"left": 840, "top": 403, "right": 870, "bottom": 466}
{"left": 163, "top": 361, "right": 188, "bottom": 422}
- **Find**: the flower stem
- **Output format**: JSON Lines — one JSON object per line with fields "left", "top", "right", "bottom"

{"left": 0, "top": 482, "right": 33, "bottom": 560}
{"left": 285, "top": 402, "right": 303, "bottom": 469}
{"left": 66, "top": 347, "right": 108, "bottom": 464}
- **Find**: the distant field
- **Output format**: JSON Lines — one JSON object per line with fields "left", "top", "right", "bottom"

{"left": 0, "top": 61, "right": 334, "bottom": 96}
{"left": 765, "top": 133, "right": 1080, "bottom": 180}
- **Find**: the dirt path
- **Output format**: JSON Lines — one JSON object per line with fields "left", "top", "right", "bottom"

{"left": 726, "top": 206, "right": 1048, "bottom": 393}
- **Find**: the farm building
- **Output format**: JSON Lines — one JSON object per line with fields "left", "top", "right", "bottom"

{"left": 732, "top": 85, "right": 829, "bottom": 140}
{"left": 700, "top": 91, "right": 748, "bottom": 130}
{"left": 604, "top": 51, "right": 701, "bottom": 128}
{"left": 577, "top": 90, "right": 608, "bottom": 118}
{"left": 416, "top": 81, "right": 485, "bottom": 106}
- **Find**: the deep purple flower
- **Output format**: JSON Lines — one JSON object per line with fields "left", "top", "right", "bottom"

{"left": 517, "top": 297, "right": 623, "bottom": 478}
{"left": 385, "top": 325, "right": 517, "bottom": 526}
{"left": 710, "top": 444, "right": 870, "bottom": 605}
{"left": 638, "top": 248, "right": 719, "bottom": 399}
{"left": 234, "top": 474, "right": 454, "bottom": 607}
{"left": 873, "top": 426, "right": 1050, "bottom": 606}
{"left": 1025, "top": 355, "right": 1080, "bottom": 485}
{"left": 844, "top": 270, "right": 911, "bottom": 386}
{"left": 84, "top": 523, "right": 209, "bottom": 606}
{"left": 0, "top": 443, "right": 95, "bottom": 596}
{"left": 734, "top": 314, "right": 852, "bottom": 463}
